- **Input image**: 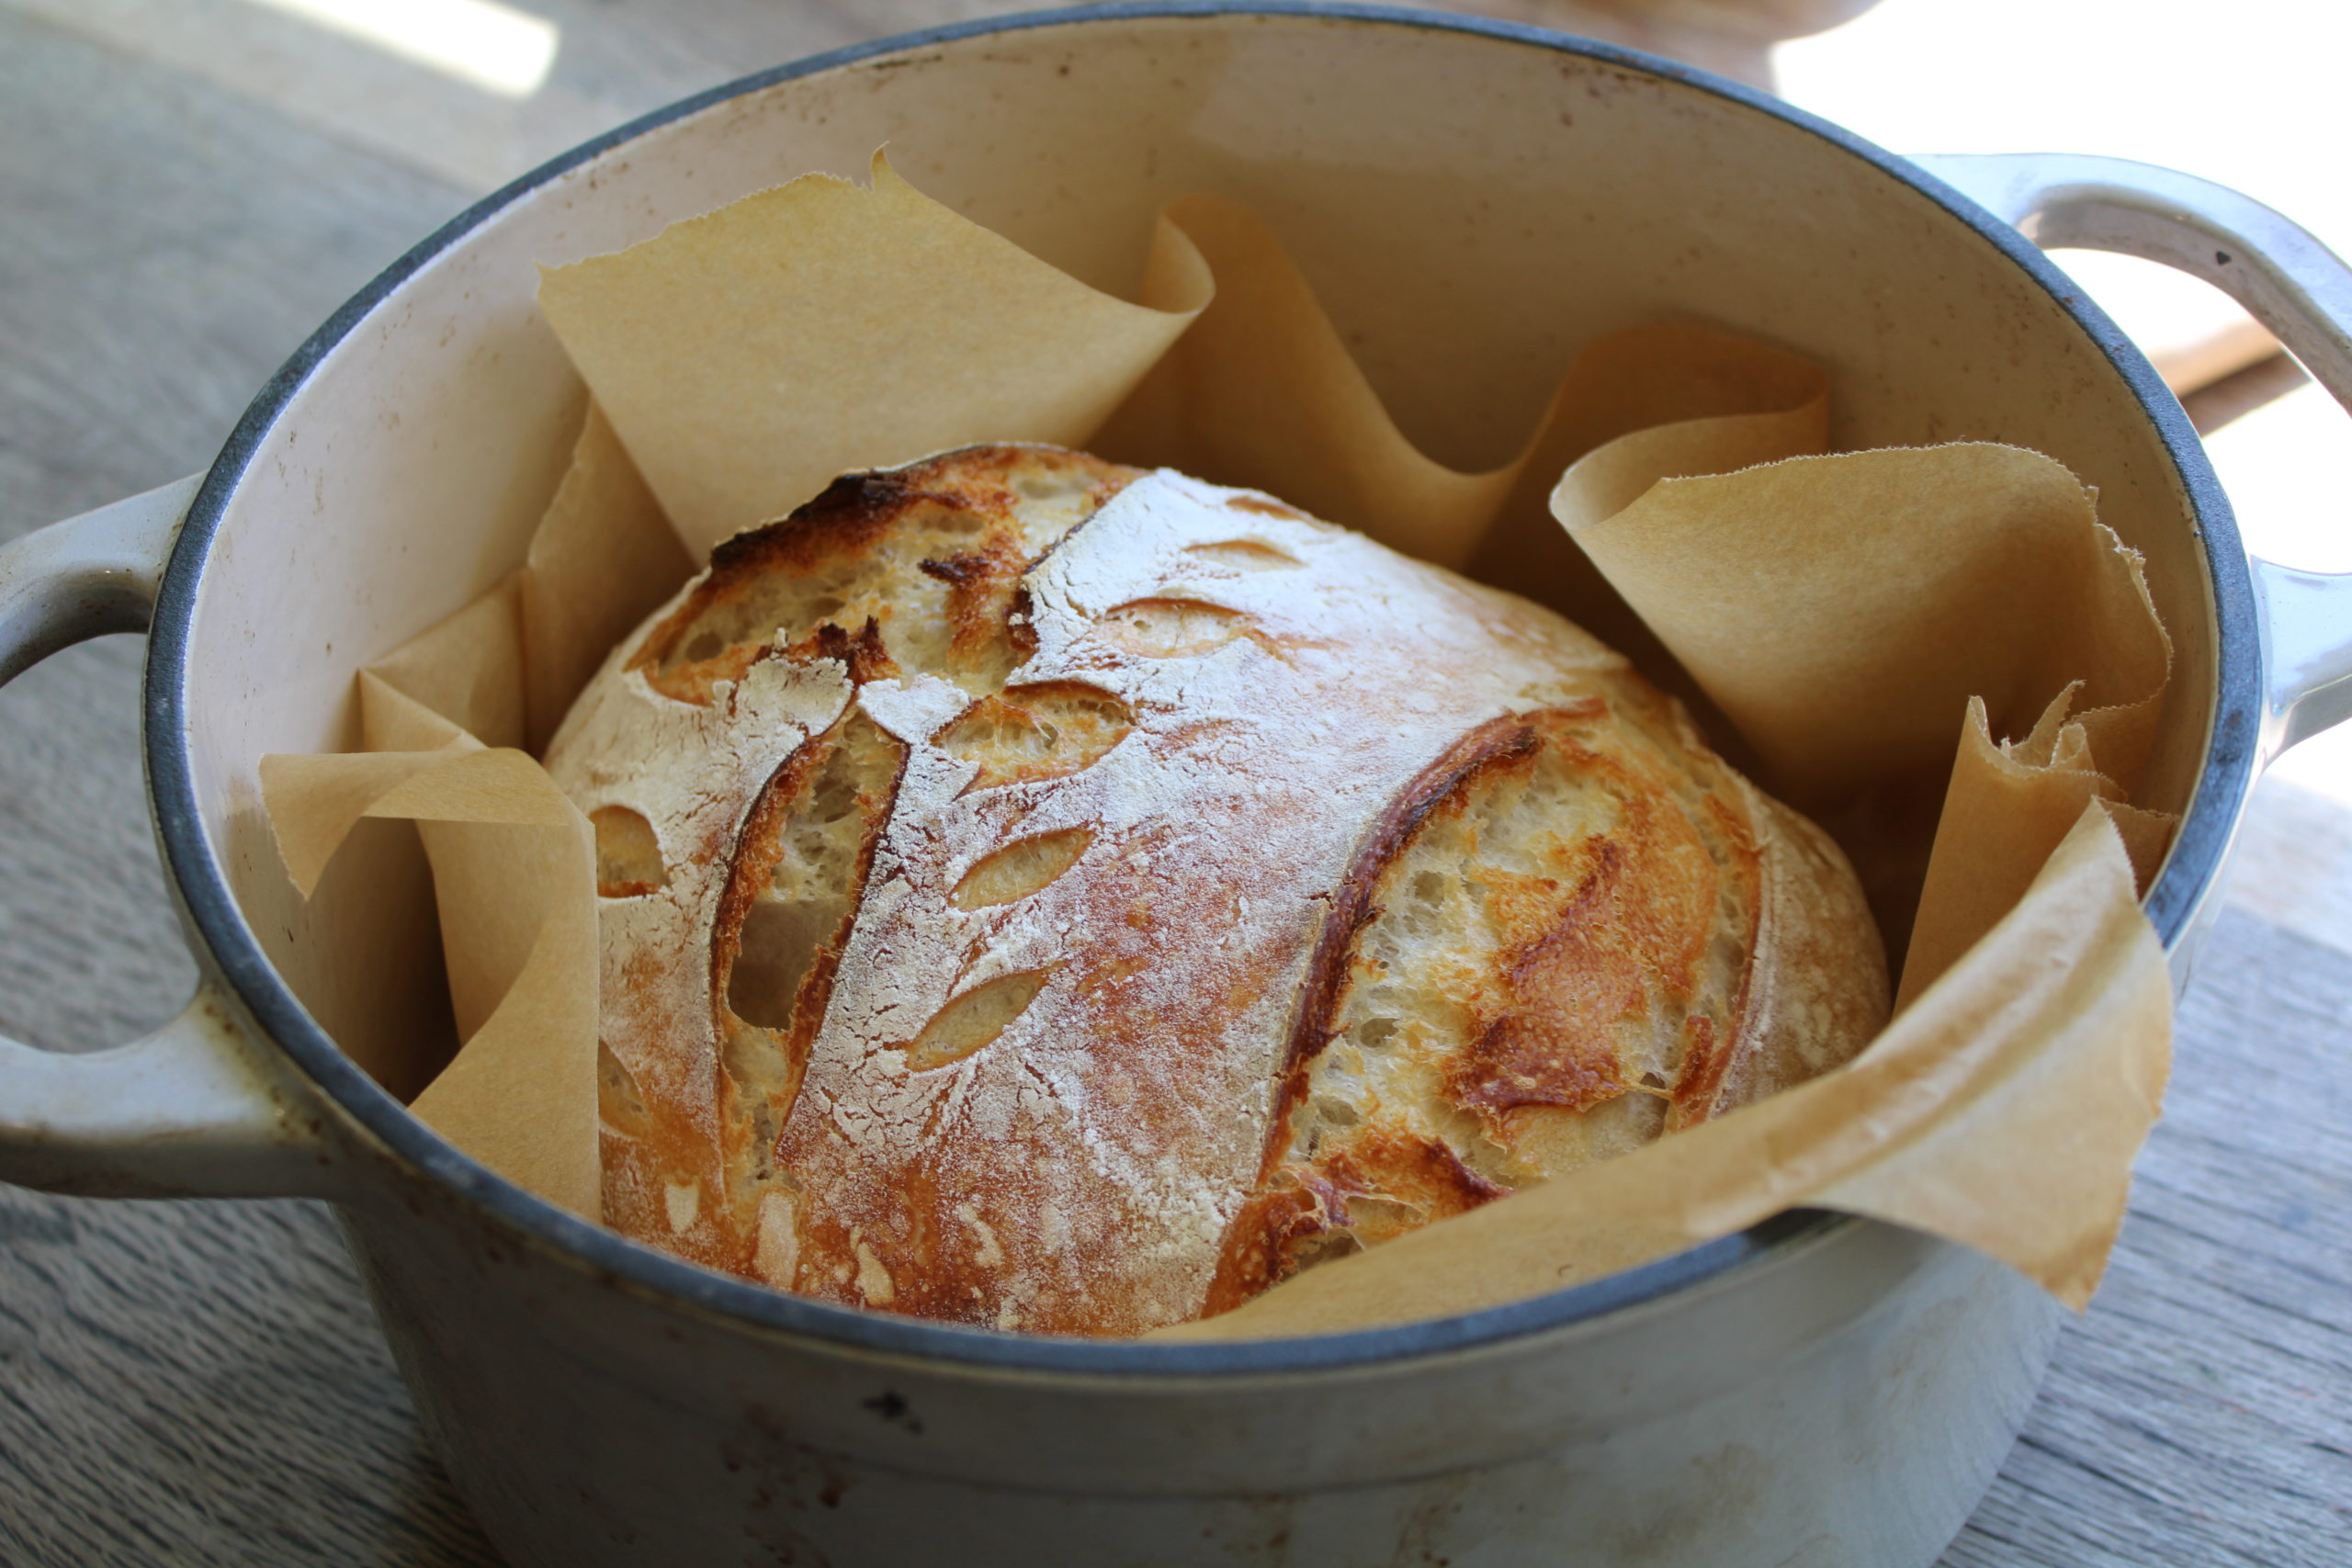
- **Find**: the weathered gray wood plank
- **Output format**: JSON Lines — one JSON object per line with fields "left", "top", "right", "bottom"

{"left": 0, "top": 6, "right": 470, "bottom": 1056}
{"left": 0, "top": 1194, "right": 501, "bottom": 1567}
{"left": 0, "top": 11, "right": 495, "bottom": 1563}
{"left": 1939, "top": 879, "right": 2352, "bottom": 1567}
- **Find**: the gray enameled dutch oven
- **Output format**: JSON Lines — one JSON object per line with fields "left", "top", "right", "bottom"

{"left": 5, "top": 6, "right": 2351, "bottom": 1565}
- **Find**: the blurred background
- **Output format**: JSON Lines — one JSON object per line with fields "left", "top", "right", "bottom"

{"left": 9, "top": 0, "right": 2344, "bottom": 664}
{"left": 8, "top": 0, "right": 2343, "bottom": 595}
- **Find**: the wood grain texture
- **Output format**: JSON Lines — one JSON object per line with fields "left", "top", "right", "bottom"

{"left": 1, "top": 2, "right": 2347, "bottom": 1563}
{"left": 1941, "top": 874, "right": 2352, "bottom": 1566}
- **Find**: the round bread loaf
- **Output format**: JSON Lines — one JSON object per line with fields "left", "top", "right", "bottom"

{"left": 544, "top": 444, "right": 1888, "bottom": 1337}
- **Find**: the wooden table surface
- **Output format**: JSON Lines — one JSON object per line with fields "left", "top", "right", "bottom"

{"left": 2, "top": 4, "right": 2346, "bottom": 1563}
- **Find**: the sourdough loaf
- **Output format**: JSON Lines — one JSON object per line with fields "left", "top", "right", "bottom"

{"left": 544, "top": 445, "right": 1888, "bottom": 1336}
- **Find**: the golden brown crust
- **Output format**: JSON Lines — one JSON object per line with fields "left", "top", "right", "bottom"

{"left": 704, "top": 708, "right": 907, "bottom": 1265}
{"left": 548, "top": 446, "right": 1144, "bottom": 1288}
{"left": 632, "top": 446, "right": 1136, "bottom": 705}
{"left": 1207, "top": 686, "right": 1836, "bottom": 1305}
{"left": 1272, "top": 715, "right": 1553, "bottom": 1109}
{"left": 547, "top": 444, "right": 1888, "bottom": 1336}
{"left": 1695, "top": 784, "right": 1893, "bottom": 1123}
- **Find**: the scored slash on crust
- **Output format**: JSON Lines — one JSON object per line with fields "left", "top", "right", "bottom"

{"left": 952, "top": 828, "right": 1096, "bottom": 910}
{"left": 575, "top": 446, "right": 1300, "bottom": 1309}
{"left": 1205, "top": 697, "right": 1770, "bottom": 1312}
{"left": 932, "top": 682, "right": 1135, "bottom": 794}
{"left": 897, "top": 970, "right": 1057, "bottom": 1072}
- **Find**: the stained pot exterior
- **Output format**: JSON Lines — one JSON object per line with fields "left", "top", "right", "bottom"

{"left": 350, "top": 1188, "right": 2054, "bottom": 1567}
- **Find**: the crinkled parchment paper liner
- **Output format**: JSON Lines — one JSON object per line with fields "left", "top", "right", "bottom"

{"left": 254, "top": 405, "right": 680, "bottom": 1220}
{"left": 1163, "top": 804, "right": 2167, "bottom": 1338}
{"left": 1180, "top": 446, "right": 2176, "bottom": 1339}
{"left": 260, "top": 153, "right": 2175, "bottom": 1328}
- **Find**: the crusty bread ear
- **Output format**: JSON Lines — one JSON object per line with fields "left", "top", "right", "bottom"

{"left": 546, "top": 445, "right": 1887, "bottom": 1337}
{"left": 1206, "top": 696, "right": 1890, "bottom": 1310}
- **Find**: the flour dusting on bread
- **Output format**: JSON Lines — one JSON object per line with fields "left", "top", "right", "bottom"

{"left": 543, "top": 445, "right": 1888, "bottom": 1336}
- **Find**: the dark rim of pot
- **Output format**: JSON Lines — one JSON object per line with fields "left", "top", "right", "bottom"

{"left": 145, "top": 1, "right": 2250, "bottom": 1378}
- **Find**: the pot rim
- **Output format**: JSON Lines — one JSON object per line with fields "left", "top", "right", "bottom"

{"left": 142, "top": 1, "right": 2253, "bottom": 1379}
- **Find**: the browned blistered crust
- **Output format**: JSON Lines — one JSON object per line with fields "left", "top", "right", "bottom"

{"left": 633, "top": 447, "right": 1132, "bottom": 705}
{"left": 546, "top": 444, "right": 1888, "bottom": 1337}
{"left": 549, "top": 446, "right": 1143, "bottom": 1285}
{"left": 1205, "top": 691, "right": 1804, "bottom": 1310}
{"left": 1257, "top": 714, "right": 1555, "bottom": 1145}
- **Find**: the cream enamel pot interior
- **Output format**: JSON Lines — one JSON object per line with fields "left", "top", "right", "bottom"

{"left": 7, "top": 7, "right": 2352, "bottom": 1566}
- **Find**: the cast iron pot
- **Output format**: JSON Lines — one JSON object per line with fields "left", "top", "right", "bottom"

{"left": 6, "top": 7, "right": 2350, "bottom": 1565}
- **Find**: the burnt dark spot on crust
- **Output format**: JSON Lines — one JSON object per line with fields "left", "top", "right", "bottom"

{"left": 1005, "top": 585, "right": 1040, "bottom": 660}
{"left": 919, "top": 553, "right": 989, "bottom": 586}
{"left": 784, "top": 617, "right": 899, "bottom": 683}
{"left": 711, "top": 471, "right": 952, "bottom": 579}
{"left": 837, "top": 619, "right": 899, "bottom": 682}
{"left": 633, "top": 446, "right": 1144, "bottom": 703}
{"left": 936, "top": 542, "right": 1030, "bottom": 658}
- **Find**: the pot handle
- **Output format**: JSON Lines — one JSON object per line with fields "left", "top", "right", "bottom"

{"left": 1914, "top": 152, "right": 2352, "bottom": 760}
{"left": 0, "top": 480, "right": 345, "bottom": 1199}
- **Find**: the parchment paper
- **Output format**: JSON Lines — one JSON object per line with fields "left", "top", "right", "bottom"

{"left": 1159, "top": 802, "right": 2168, "bottom": 1337}
{"left": 1555, "top": 438, "right": 2173, "bottom": 1003}
{"left": 259, "top": 744, "right": 597, "bottom": 1220}
{"left": 261, "top": 152, "right": 2178, "bottom": 1328}
{"left": 245, "top": 402, "right": 676, "bottom": 1220}
{"left": 536, "top": 152, "right": 1212, "bottom": 557}
{"left": 519, "top": 401, "right": 695, "bottom": 753}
